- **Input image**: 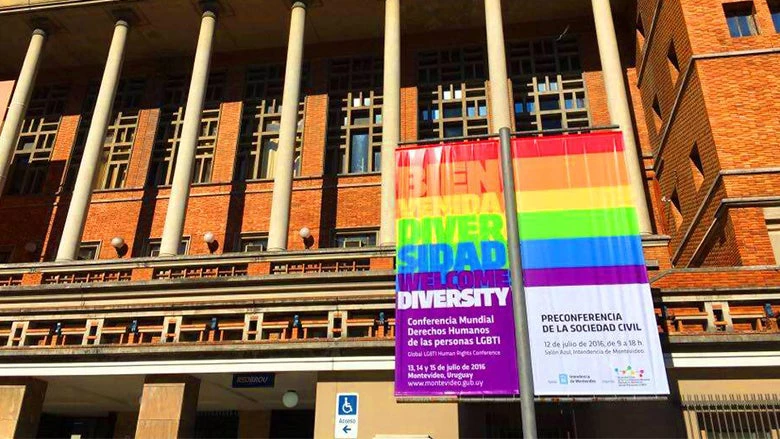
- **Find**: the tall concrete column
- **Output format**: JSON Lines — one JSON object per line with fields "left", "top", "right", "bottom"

{"left": 379, "top": 0, "right": 400, "bottom": 247}
{"left": 0, "top": 29, "right": 46, "bottom": 195}
{"left": 592, "top": 0, "right": 653, "bottom": 234}
{"left": 484, "top": 0, "right": 512, "bottom": 131}
{"left": 159, "top": 9, "right": 217, "bottom": 257}
{"left": 0, "top": 378, "right": 47, "bottom": 438}
{"left": 135, "top": 375, "right": 200, "bottom": 438}
{"left": 267, "top": 1, "right": 307, "bottom": 251}
{"left": 56, "top": 20, "right": 129, "bottom": 262}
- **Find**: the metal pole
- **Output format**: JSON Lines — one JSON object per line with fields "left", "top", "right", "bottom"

{"left": 498, "top": 126, "right": 538, "bottom": 439}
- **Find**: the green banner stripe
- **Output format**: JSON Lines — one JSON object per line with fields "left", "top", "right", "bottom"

{"left": 396, "top": 208, "right": 638, "bottom": 245}
{"left": 519, "top": 207, "right": 639, "bottom": 240}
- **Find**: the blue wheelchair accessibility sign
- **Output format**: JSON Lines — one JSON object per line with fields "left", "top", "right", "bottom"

{"left": 335, "top": 393, "right": 359, "bottom": 438}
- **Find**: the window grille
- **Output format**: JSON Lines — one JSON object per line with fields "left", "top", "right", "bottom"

{"left": 333, "top": 230, "right": 378, "bottom": 248}
{"left": 326, "top": 56, "right": 384, "bottom": 174}
{"left": 683, "top": 393, "right": 780, "bottom": 439}
{"left": 235, "top": 65, "right": 305, "bottom": 181}
{"left": 771, "top": 1, "right": 780, "bottom": 33}
{"left": 417, "top": 47, "right": 488, "bottom": 140}
{"left": 143, "top": 237, "right": 190, "bottom": 257}
{"left": 237, "top": 233, "right": 269, "bottom": 252}
{"left": 508, "top": 37, "right": 590, "bottom": 132}
{"left": 724, "top": 2, "right": 759, "bottom": 37}
{"left": 148, "top": 73, "right": 225, "bottom": 186}
{"left": 64, "top": 79, "right": 145, "bottom": 191}
{"left": 6, "top": 85, "right": 68, "bottom": 195}
{"left": 77, "top": 242, "right": 101, "bottom": 261}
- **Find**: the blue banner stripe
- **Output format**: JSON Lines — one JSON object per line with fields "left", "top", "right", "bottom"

{"left": 520, "top": 235, "right": 644, "bottom": 269}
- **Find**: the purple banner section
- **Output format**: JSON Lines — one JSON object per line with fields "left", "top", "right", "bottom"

{"left": 394, "top": 270, "right": 520, "bottom": 396}
{"left": 522, "top": 265, "right": 649, "bottom": 287}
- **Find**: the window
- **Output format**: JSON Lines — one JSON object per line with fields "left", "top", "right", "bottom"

{"left": 77, "top": 242, "right": 100, "bottom": 261}
{"left": 724, "top": 2, "right": 758, "bottom": 37}
{"left": 689, "top": 143, "right": 705, "bottom": 191}
{"left": 143, "top": 238, "right": 190, "bottom": 257}
{"left": 238, "top": 234, "right": 268, "bottom": 252}
{"left": 509, "top": 37, "right": 590, "bottom": 132}
{"left": 766, "top": 208, "right": 780, "bottom": 264}
{"left": 65, "top": 79, "right": 145, "bottom": 191}
{"left": 326, "top": 57, "right": 383, "bottom": 174}
{"left": 333, "top": 230, "right": 378, "bottom": 248}
{"left": 5, "top": 85, "right": 68, "bottom": 195}
{"left": 770, "top": 1, "right": 780, "bottom": 32}
{"left": 235, "top": 65, "right": 305, "bottom": 181}
{"left": 667, "top": 41, "right": 680, "bottom": 85}
{"left": 148, "top": 73, "right": 225, "bottom": 186}
{"left": 418, "top": 47, "right": 488, "bottom": 140}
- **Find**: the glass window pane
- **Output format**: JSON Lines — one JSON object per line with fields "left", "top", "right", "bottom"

{"left": 773, "top": 10, "right": 780, "bottom": 32}
{"left": 540, "top": 97, "right": 560, "bottom": 111}
{"left": 727, "top": 16, "right": 741, "bottom": 37}
{"left": 737, "top": 15, "right": 751, "bottom": 35}
{"left": 349, "top": 133, "right": 369, "bottom": 173}
{"left": 541, "top": 116, "right": 563, "bottom": 130}
{"left": 444, "top": 124, "right": 463, "bottom": 138}
{"left": 443, "top": 105, "right": 462, "bottom": 118}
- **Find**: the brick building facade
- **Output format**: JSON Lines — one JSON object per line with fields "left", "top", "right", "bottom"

{"left": 0, "top": 0, "right": 778, "bottom": 437}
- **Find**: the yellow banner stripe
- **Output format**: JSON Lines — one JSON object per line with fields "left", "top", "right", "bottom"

{"left": 518, "top": 185, "right": 634, "bottom": 213}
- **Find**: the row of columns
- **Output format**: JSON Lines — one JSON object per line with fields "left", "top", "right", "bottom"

{"left": 0, "top": 375, "right": 202, "bottom": 438}
{"left": 0, "top": 0, "right": 652, "bottom": 262}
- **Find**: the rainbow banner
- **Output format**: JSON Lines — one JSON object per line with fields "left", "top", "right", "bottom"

{"left": 513, "top": 132, "right": 668, "bottom": 395}
{"left": 395, "top": 139, "right": 520, "bottom": 396}
{"left": 395, "top": 132, "right": 669, "bottom": 397}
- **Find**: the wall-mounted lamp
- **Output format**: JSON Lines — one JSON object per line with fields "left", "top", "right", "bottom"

{"left": 110, "top": 236, "right": 128, "bottom": 257}
{"left": 282, "top": 390, "right": 299, "bottom": 408}
{"left": 203, "top": 231, "right": 218, "bottom": 253}
{"left": 110, "top": 237, "right": 125, "bottom": 249}
{"left": 299, "top": 227, "right": 314, "bottom": 249}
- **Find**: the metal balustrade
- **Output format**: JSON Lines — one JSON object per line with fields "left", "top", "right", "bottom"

{"left": 657, "top": 302, "right": 780, "bottom": 335}
{"left": 0, "top": 310, "right": 396, "bottom": 349}
{"left": 0, "top": 274, "right": 22, "bottom": 286}
{"left": 41, "top": 270, "right": 132, "bottom": 284}
{"left": 153, "top": 264, "right": 249, "bottom": 280}
{"left": 270, "top": 259, "right": 371, "bottom": 274}
{"left": 682, "top": 394, "right": 780, "bottom": 439}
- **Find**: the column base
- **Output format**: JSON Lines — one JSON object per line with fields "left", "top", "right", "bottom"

{"left": 135, "top": 375, "right": 200, "bottom": 439}
{"left": 0, "top": 377, "right": 47, "bottom": 439}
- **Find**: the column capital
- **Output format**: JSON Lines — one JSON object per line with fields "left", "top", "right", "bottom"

{"left": 111, "top": 8, "right": 140, "bottom": 26}
{"left": 200, "top": 0, "right": 221, "bottom": 16}
{"left": 28, "top": 17, "right": 54, "bottom": 36}
{"left": 291, "top": 0, "right": 308, "bottom": 10}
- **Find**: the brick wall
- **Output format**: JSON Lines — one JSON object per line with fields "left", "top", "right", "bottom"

{"left": 0, "top": 19, "right": 658, "bottom": 264}
{"left": 636, "top": 0, "right": 780, "bottom": 269}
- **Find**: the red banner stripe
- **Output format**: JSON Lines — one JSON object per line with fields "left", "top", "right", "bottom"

{"left": 396, "top": 132, "right": 624, "bottom": 168}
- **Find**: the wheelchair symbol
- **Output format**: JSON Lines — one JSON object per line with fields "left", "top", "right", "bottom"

{"left": 337, "top": 394, "right": 358, "bottom": 416}
{"left": 341, "top": 398, "right": 354, "bottom": 414}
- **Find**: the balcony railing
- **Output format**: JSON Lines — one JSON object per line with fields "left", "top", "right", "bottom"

{"left": 0, "top": 247, "right": 396, "bottom": 288}
{"left": 0, "top": 309, "right": 395, "bottom": 350}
